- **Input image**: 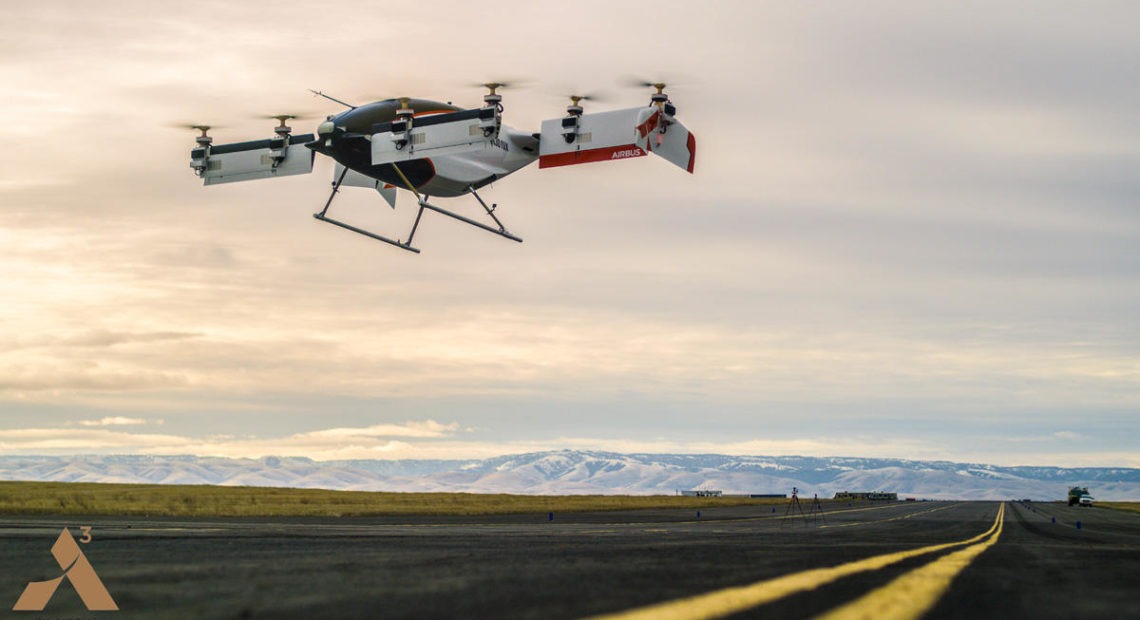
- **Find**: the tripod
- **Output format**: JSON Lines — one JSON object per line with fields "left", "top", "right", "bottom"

{"left": 781, "top": 488, "right": 826, "bottom": 526}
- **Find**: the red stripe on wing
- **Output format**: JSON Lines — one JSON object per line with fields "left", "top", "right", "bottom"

{"left": 539, "top": 144, "right": 648, "bottom": 169}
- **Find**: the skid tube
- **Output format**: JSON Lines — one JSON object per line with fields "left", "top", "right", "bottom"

{"left": 410, "top": 200, "right": 522, "bottom": 244}
{"left": 312, "top": 164, "right": 521, "bottom": 252}
{"left": 312, "top": 213, "right": 420, "bottom": 253}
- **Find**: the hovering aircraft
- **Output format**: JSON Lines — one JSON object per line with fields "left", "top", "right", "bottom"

{"left": 186, "top": 83, "right": 695, "bottom": 253}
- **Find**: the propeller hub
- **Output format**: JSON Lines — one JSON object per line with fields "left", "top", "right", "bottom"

{"left": 566, "top": 94, "right": 592, "bottom": 116}
{"left": 188, "top": 125, "right": 212, "bottom": 146}
{"left": 396, "top": 97, "right": 414, "bottom": 119}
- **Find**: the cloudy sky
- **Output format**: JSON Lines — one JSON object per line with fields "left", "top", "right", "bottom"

{"left": 1, "top": 1, "right": 1137, "bottom": 467}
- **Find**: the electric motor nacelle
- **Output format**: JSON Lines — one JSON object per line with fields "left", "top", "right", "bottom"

{"left": 188, "top": 127, "right": 213, "bottom": 176}
{"left": 190, "top": 146, "right": 210, "bottom": 176}
{"left": 659, "top": 102, "right": 677, "bottom": 131}
{"left": 389, "top": 118, "right": 411, "bottom": 149}
{"left": 268, "top": 136, "right": 289, "bottom": 167}
{"left": 478, "top": 106, "right": 500, "bottom": 136}
{"left": 560, "top": 116, "right": 579, "bottom": 143}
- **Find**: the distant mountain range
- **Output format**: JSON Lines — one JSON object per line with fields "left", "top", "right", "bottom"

{"left": 1, "top": 451, "right": 1137, "bottom": 501}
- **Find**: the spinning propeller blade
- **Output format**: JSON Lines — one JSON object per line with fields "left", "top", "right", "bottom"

{"left": 470, "top": 79, "right": 528, "bottom": 92}
{"left": 563, "top": 92, "right": 607, "bottom": 104}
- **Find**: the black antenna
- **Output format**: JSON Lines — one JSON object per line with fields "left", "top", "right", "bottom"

{"left": 308, "top": 89, "right": 357, "bottom": 110}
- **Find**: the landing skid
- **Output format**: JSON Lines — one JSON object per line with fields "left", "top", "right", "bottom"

{"left": 313, "top": 165, "right": 521, "bottom": 252}
{"left": 314, "top": 212, "right": 422, "bottom": 253}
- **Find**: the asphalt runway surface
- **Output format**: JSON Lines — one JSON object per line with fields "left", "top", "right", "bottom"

{"left": 0, "top": 500, "right": 1136, "bottom": 619}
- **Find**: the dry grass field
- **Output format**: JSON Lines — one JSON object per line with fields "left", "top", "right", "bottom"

{"left": 0, "top": 481, "right": 785, "bottom": 517}
{"left": 1098, "top": 501, "right": 1140, "bottom": 514}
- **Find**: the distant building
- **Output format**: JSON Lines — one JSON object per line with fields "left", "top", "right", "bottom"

{"left": 833, "top": 491, "right": 898, "bottom": 501}
{"left": 680, "top": 490, "right": 723, "bottom": 497}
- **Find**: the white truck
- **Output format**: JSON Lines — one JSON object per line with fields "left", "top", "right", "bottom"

{"left": 1068, "top": 486, "right": 1094, "bottom": 507}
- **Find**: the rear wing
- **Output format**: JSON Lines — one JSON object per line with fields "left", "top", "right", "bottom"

{"left": 538, "top": 107, "right": 695, "bottom": 173}
{"left": 190, "top": 134, "right": 315, "bottom": 185}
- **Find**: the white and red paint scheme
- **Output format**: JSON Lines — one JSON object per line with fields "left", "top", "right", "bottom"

{"left": 188, "top": 85, "right": 695, "bottom": 252}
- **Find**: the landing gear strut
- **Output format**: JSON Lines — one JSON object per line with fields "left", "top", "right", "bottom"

{"left": 312, "top": 164, "right": 522, "bottom": 253}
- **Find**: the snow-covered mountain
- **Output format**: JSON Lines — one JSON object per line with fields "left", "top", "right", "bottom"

{"left": 0, "top": 451, "right": 1136, "bottom": 500}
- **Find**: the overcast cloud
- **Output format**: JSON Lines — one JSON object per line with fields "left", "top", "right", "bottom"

{"left": 1, "top": 1, "right": 1137, "bottom": 467}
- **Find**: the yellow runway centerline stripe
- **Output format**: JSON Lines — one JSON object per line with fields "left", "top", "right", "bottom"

{"left": 813, "top": 503, "right": 1005, "bottom": 620}
{"left": 588, "top": 504, "right": 1004, "bottom": 620}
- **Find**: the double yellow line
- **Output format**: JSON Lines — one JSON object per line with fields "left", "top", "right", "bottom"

{"left": 590, "top": 503, "right": 1005, "bottom": 620}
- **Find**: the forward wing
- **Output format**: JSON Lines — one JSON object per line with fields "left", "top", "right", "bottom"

{"left": 191, "top": 134, "right": 316, "bottom": 185}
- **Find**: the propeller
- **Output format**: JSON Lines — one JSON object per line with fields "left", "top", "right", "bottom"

{"left": 391, "top": 97, "right": 416, "bottom": 123}
{"left": 481, "top": 82, "right": 508, "bottom": 95}
{"left": 470, "top": 79, "right": 528, "bottom": 93}
{"left": 170, "top": 123, "right": 218, "bottom": 132}
{"left": 623, "top": 75, "right": 677, "bottom": 91}
{"left": 256, "top": 113, "right": 312, "bottom": 136}
{"left": 258, "top": 113, "right": 312, "bottom": 122}
{"left": 563, "top": 93, "right": 607, "bottom": 116}
{"left": 474, "top": 81, "right": 519, "bottom": 110}
{"left": 624, "top": 77, "right": 675, "bottom": 108}
{"left": 170, "top": 123, "right": 219, "bottom": 146}
{"left": 633, "top": 81, "right": 668, "bottom": 95}
{"left": 564, "top": 92, "right": 607, "bottom": 105}
{"left": 473, "top": 80, "right": 531, "bottom": 109}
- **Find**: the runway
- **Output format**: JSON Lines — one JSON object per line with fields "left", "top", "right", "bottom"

{"left": 0, "top": 500, "right": 1136, "bottom": 618}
